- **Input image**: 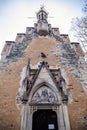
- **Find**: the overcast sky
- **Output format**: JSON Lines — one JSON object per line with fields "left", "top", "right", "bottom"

{"left": 0, "top": 0, "right": 84, "bottom": 58}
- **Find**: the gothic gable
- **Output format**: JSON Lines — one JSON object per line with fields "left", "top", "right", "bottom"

{"left": 16, "top": 61, "right": 69, "bottom": 105}
{"left": 31, "top": 61, "right": 59, "bottom": 93}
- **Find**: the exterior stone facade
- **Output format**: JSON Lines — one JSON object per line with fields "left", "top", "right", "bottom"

{"left": 0, "top": 6, "right": 87, "bottom": 130}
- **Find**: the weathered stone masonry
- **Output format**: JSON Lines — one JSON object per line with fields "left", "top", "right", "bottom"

{"left": 0, "top": 6, "right": 87, "bottom": 130}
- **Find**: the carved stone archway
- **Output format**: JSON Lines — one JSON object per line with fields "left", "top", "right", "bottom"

{"left": 19, "top": 61, "right": 71, "bottom": 130}
{"left": 21, "top": 103, "right": 71, "bottom": 130}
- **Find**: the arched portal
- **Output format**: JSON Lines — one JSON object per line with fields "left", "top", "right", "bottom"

{"left": 32, "top": 109, "right": 58, "bottom": 130}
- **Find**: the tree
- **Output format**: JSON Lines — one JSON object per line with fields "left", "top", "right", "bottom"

{"left": 83, "top": 0, "right": 87, "bottom": 13}
{"left": 71, "top": 0, "right": 87, "bottom": 53}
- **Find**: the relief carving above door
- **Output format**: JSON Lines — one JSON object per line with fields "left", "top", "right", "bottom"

{"left": 31, "top": 86, "right": 58, "bottom": 104}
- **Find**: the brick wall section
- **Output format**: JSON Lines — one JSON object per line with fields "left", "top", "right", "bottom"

{"left": 24, "top": 37, "right": 57, "bottom": 66}
{"left": 0, "top": 59, "right": 25, "bottom": 130}
{"left": 1, "top": 41, "right": 15, "bottom": 60}
{"left": 15, "top": 33, "right": 26, "bottom": 43}
{"left": 64, "top": 67, "right": 87, "bottom": 130}
{"left": 71, "top": 42, "right": 84, "bottom": 57}
{"left": 60, "top": 34, "right": 71, "bottom": 44}
{"left": 0, "top": 37, "right": 87, "bottom": 130}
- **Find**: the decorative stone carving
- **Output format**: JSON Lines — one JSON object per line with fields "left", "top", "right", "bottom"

{"left": 16, "top": 65, "right": 30, "bottom": 104}
{"left": 60, "top": 79, "right": 68, "bottom": 101}
{"left": 31, "top": 86, "right": 57, "bottom": 104}
{"left": 16, "top": 78, "right": 29, "bottom": 104}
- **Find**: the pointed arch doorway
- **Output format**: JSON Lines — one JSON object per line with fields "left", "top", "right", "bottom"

{"left": 32, "top": 109, "right": 58, "bottom": 130}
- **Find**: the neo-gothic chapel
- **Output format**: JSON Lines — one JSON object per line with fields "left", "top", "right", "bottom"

{"left": 0, "top": 6, "right": 87, "bottom": 130}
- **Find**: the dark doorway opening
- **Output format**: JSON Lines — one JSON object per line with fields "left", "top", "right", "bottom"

{"left": 32, "top": 109, "right": 58, "bottom": 130}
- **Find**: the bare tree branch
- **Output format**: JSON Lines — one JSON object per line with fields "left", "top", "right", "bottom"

{"left": 70, "top": 1, "right": 87, "bottom": 53}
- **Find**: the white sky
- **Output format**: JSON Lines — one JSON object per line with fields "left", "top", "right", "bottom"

{"left": 0, "top": 0, "right": 84, "bottom": 59}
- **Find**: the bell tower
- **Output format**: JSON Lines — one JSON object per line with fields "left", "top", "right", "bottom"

{"left": 35, "top": 6, "right": 50, "bottom": 36}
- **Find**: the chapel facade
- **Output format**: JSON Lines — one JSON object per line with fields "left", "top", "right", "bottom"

{"left": 0, "top": 7, "right": 87, "bottom": 130}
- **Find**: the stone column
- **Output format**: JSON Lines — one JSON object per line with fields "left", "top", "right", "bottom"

{"left": 26, "top": 106, "right": 34, "bottom": 130}
{"left": 58, "top": 105, "right": 65, "bottom": 130}
{"left": 21, "top": 105, "right": 27, "bottom": 130}
{"left": 62, "top": 104, "right": 71, "bottom": 130}
{"left": 21, "top": 104, "right": 32, "bottom": 130}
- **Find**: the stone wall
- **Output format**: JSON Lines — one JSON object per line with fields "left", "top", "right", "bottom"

{"left": 0, "top": 29, "right": 87, "bottom": 130}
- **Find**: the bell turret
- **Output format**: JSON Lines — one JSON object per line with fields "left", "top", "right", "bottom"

{"left": 36, "top": 6, "right": 49, "bottom": 36}
{"left": 37, "top": 6, "right": 48, "bottom": 23}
